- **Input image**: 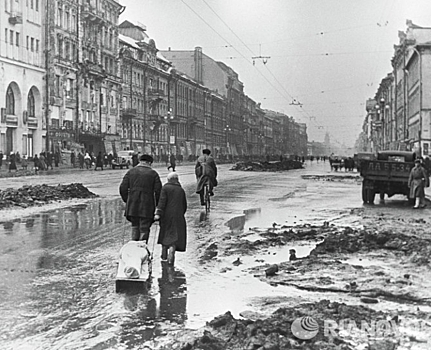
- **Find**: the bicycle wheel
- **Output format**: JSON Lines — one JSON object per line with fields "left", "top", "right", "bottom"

{"left": 204, "top": 185, "right": 211, "bottom": 212}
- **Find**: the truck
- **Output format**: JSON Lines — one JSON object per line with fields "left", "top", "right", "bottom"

{"left": 359, "top": 151, "right": 416, "bottom": 204}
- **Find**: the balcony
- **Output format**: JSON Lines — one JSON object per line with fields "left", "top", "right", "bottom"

{"left": 81, "top": 3, "right": 105, "bottom": 24}
{"left": 122, "top": 108, "right": 137, "bottom": 117}
{"left": 27, "top": 117, "right": 38, "bottom": 129}
{"left": 6, "top": 115, "right": 18, "bottom": 127}
{"left": 148, "top": 88, "right": 165, "bottom": 98}
{"left": 9, "top": 12, "right": 23, "bottom": 25}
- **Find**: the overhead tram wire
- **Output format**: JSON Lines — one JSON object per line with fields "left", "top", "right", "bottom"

{"left": 180, "top": 0, "right": 298, "bottom": 110}
{"left": 185, "top": 0, "right": 347, "bottom": 146}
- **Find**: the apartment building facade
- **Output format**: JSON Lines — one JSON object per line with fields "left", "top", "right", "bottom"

{"left": 0, "top": 0, "right": 45, "bottom": 156}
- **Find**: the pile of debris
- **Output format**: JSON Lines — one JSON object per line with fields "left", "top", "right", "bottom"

{"left": 169, "top": 300, "right": 395, "bottom": 350}
{"left": 231, "top": 160, "right": 303, "bottom": 171}
{"left": 0, "top": 183, "right": 98, "bottom": 209}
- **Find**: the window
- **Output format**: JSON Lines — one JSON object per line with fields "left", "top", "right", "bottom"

{"left": 30, "top": 37, "right": 34, "bottom": 51}
{"left": 55, "top": 75, "right": 60, "bottom": 96}
{"left": 5, "top": 29, "right": 7, "bottom": 43}
{"left": 66, "top": 78, "right": 73, "bottom": 98}
{"left": 36, "top": 0, "right": 38, "bottom": 11}
{"left": 15, "top": 32, "right": 19, "bottom": 46}
{"left": 65, "top": 40, "right": 69, "bottom": 60}
{"left": 27, "top": 89, "right": 35, "bottom": 117}
{"left": 10, "top": 30, "right": 13, "bottom": 45}
{"left": 36, "top": 39, "right": 39, "bottom": 52}
{"left": 30, "top": 0, "right": 33, "bottom": 9}
{"left": 65, "top": 10, "right": 69, "bottom": 30}
{"left": 6, "top": 86, "right": 15, "bottom": 115}
{"left": 57, "top": 3, "right": 62, "bottom": 26}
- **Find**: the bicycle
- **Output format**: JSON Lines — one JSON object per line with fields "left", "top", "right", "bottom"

{"left": 203, "top": 183, "right": 211, "bottom": 212}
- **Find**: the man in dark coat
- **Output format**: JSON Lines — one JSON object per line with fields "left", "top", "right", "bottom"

{"left": 195, "top": 149, "right": 218, "bottom": 205}
{"left": 154, "top": 172, "right": 187, "bottom": 266}
{"left": 95, "top": 151, "right": 104, "bottom": 170}
{"left": 168, "top": 153, "right": 176, "bottom": 171}
{"left": 0, "top": 150, "right": 3, "bottom": 168}
{"left": 119, "top": 154, "right": 162, "bottom": 242}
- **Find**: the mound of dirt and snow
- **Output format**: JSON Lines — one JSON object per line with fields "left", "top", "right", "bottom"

{"left": 0, "top": 183, "right": 98, "bottom": 209}
{"left": 231, "top": 160, "right": 303, "bottom": 171}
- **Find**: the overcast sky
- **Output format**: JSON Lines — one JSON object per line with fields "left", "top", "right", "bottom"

{"left": 119, "top": 0, "right": 431, "bottom": 148}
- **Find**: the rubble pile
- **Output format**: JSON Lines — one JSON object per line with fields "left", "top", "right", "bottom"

{"left": 0, "top": 183, "right": 98, "bottom": 209}
{"left": 231, "top": 160, "right": 303, "bottom": 171}
{"left": 311, "top": 228, "right": 431, "bottom": 264}
{"left": 171, "top": 300, "right": 394, "bottom": 350}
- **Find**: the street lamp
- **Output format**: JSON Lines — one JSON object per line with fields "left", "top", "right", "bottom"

{"left": 164, "top": 108, "right": 175, "bottom": 154}
{"left": 224, "top": 124, "right": 232, "bottom": 157}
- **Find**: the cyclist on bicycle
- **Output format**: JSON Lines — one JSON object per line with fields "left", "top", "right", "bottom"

{"left": 195, "top": 149, "right": 218, "bottom": 206}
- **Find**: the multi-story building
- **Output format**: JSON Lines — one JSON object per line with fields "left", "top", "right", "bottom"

{"left": 118, "top": 20, "right": 171, "bottom": 158}
{"left": 161, "top": 46, "right": 246, "bottom": 157}
{"left": 365, "top": 20, "right": 431, "bottom": 157}
{"left": 0, "top": 0, "right": 45, "bottom": 156}
{"left": 46, "top": 0, "right": 123, "bottom": 156}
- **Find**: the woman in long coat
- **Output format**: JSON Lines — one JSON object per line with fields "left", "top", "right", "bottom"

{"left": 154, "top": 172, "right": 187, "bottom": 266}
{"left": 408, "top": 159, "right": 429, "bottom": 208}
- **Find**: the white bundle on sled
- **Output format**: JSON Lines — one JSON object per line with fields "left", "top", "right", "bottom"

{"left": 118, "top": 241, "right": 151, "bottom": 279}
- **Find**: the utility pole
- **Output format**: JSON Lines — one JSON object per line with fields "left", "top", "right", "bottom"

{"left": 44, "top": 0, "right": 50, "bottom": 152}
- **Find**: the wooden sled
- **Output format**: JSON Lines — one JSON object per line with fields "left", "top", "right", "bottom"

{"left": 115, "top": 242, "right": 153, "bottom": 293}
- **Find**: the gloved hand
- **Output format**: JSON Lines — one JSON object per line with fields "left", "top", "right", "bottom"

{"left": 154, "top": 214, "right": 160, "bottom": 221}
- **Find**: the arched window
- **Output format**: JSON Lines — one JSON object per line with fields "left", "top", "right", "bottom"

{"left": 27, "top": 89, "right": 35, "bottom": 117}
{"left": 6, "top": 86, "right": 15, "bottom": 115}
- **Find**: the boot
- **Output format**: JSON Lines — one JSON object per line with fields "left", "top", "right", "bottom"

{"left": 167, "top": 245, "right": 176, "bottom": 266}
{"left": 413, "top": 197, "right": 420, "bottom": 209}
{"left": 161, "top": 246, "right": 168, "bottom": 261}
{"left": 420, "top": 198, "right": 427, "bottom": 208}
{"left": 131, "top": 226, "right": 140, "bottom": 241}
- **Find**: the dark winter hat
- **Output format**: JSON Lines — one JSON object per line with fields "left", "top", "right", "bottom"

{"left": 202, "top": 149, "right": 211, "bottom": 155}
{"left": 140, "top": 154, "right": 154, "bottom": 163}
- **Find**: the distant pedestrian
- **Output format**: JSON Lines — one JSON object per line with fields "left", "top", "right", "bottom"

{"left": 168, "top": 153, "right": 176, "bottom": 171}
{"left": 21, "top": 156, "right": 28, "bottom": 170}
{"left": 132, "top": 153, "right": 139, "bottom": 167}
{"left": 54, "top": 151, "right": 60, "bottom": 167}
{"left": 33, "top": 154, "right": 40, "bottom": 174}
{"left": 40, "top": 153, "right": 47, "bottom": 170}
{"left": 103, "top": 153, "right": 108, "bottom": 167}
{"left": 84, "top": 152, "right": 91, "bottom": 169}
{"left": 95, "top": 151, "right": 104, "bottom": 170}
{"left": 78, "top": 152, "right": 84, "bottom": 169}
{"left": 71, "top": 151, "right": 76, "bottom": 168}
{"left": 408, "top": 159, "right": 429, "bottom": 209}
{"left": 0, "top": 150, "right": 3, "bottom": 168}
{"left": 154, "top": 172, "right": 187, "bottom": 266}
{"left": 46, "top": 151, "right": 53, "bottom": 170}
{"left": 108, "top": 153, "right": 113, "bottom": 168}
{"left": 8, "top": 152, "right": 17, "bottom": 172}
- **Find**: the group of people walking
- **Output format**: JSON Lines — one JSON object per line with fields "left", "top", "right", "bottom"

{"left": 119, "top": 149, "right": 218, "bottom": 266}
{"left": 0, "top": 150, "right": 61, "bottom": 173}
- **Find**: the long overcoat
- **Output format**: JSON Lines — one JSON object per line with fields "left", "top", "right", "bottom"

{"left": 155, "top": 182, "right": 187, "bottom": 252}
{"left": 119, "top": 164, "right": 162, "bottom": 220}
{"left": 195, "top": 154, "right": 217, "bottom": 193}
{"left": 408, "top": 165, "right": 429, "bottom": 198}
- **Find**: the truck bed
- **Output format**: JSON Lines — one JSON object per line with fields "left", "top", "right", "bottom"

{"left": 360, "top": 160, "right": 413, "bottom": 182}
